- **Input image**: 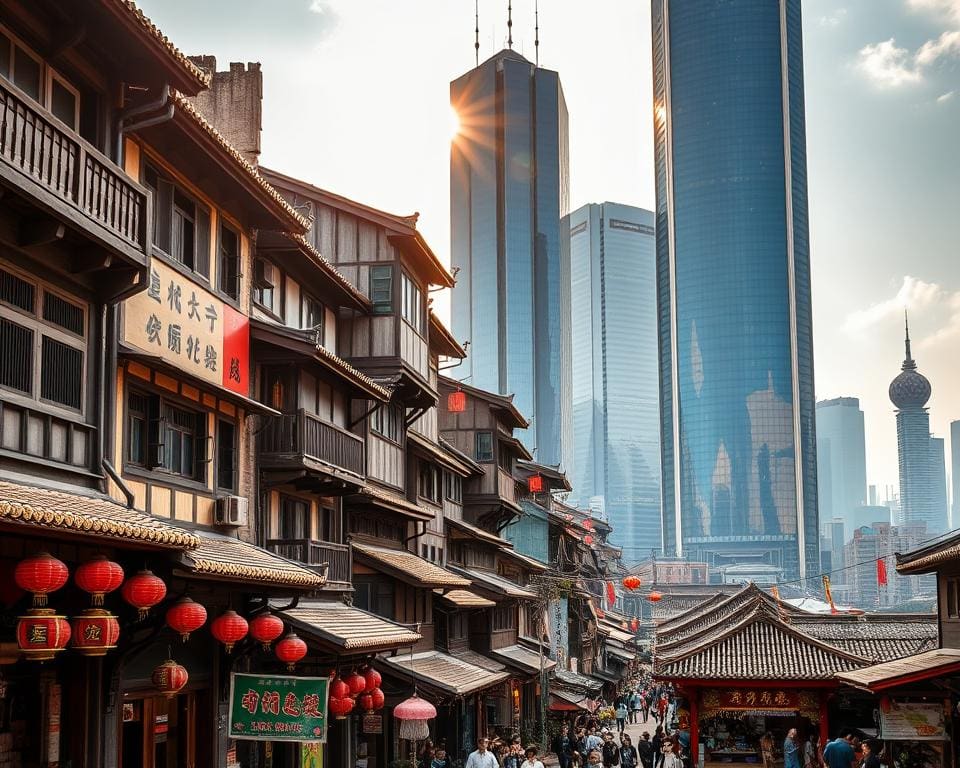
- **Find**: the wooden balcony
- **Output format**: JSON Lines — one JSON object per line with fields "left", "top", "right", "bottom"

{"left": 0, "top": 79, "right": 150, "bottom": 275}
{"left": 266, "top": 538, "right": 351, "bottom": 587}
{"left": 258, "top": 409, "right": 365, "bottom": 490}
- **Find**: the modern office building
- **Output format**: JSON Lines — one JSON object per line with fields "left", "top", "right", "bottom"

{"left": 951, "top": 420, "right": 960, "bottom": 530}
{"left": 932, "top": 436, "right": 948, "bottom": 532}
{"left": 449, "top": 49, "right": 571, "bottom": 469}
{"left": 652, "top": 0, "right": 819, "bottom": 580}
{"left": 567, "top": 202, "right": 660, "bottom": 562}
{"left": 816, "top": 397, "right": 867, "bottom": 538}
{"left": 889, "top": 321, "right": 948, "bottom": 536}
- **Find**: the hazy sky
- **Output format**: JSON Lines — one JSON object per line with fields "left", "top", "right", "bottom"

{"left": 139, "top": 0, "right": 960, "bottom": 499}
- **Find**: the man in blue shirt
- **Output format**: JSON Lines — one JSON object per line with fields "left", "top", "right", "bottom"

{"left": 823, "top": 730, "right": 855, "bottom": 768}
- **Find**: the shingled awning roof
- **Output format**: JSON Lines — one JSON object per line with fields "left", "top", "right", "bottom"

{"left": 489, "top": 643, "right": 557, "bottom": 675}
{"left": 280, "top": 599, "right": 421, "bottom": 652}
{"left": 381, "top": 650, "right": 509, "bottom": 698}
{"left": 794, "top": 615, "right": 938, "bottom": 663}
{"left": 353, "top": 543, "right": 470, "bottom": 588}
{"left": 181, "top": 531, "right": 323, "bottom": 588}
{"left": 897, "top": 529, "right": 960, "bottom": 574}
{"left": 435, "top": 589, "right": 496, "bottom": 609}
{"left": 451, "top": 567, "right": 537, "bottom": 600}
{"left": 835, "top": 648, "right": 960, "bottom": 691}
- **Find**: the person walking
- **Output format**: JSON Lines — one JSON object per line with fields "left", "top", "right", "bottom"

{"left": 823, "top": 730, "right": 856, "bottom": 768}
{"left": 630, "top": 691, "right": 642, "bottom": 724}
{"left": 784, "top": 729, "right": 801, "bottom": 768}
{"left": 616, "top": 702, "right": 629, "bottom": 734}
{"left": 861, "top": 740, "right": 882, "bottom": 768}
{"left": 602, "top": 732, "right": 621, "bottom": 767}
{"left": 652, "top": 727, "right": 664, "bottom": 768}
{"left": 641, "top": 692, "right": 651, "bottom": 724}
{"left": 637, "top": 733, "right": 654, "bottom": 768}
{"left": 804, "top": 735, "right": 819, "bottom": 768}
{"left": 656, "top": 696, "right": 668, "bottom": 726}
{"left": 465, "top": 737, "right": 499, "bottom": 768}
{"left": 553, "top": 724, "right": 575, "bottom": 768}
{"left": 521, "top": 746, "right": 547, "bottom": 768}
{"left": 620, "top": 734, "right": 640, "bottom": 768}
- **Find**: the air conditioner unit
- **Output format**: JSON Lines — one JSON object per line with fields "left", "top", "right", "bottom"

{"left": 215, "top": 495, "right": 248, "bottom": 527}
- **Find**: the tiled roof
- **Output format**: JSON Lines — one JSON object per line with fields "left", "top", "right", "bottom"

{"left": 353, "top": 543, "right": 470, "bottom": 588}
{"left": 447, "top": 517, "right": 513, "bottom": 548}
{"left": 550, "top": 688, "right": 594, "bottom": 711}
{"left": 381, "top": 650, "right": 509, "bottom": 697}
{"left": 498, "top": 546, "right": 549, "bottom": 572}
{"left": 115, "top": 1, "right": 211, "bottom": 89}
{"left": 280, "top": 599, "right": 421, "bottom": 651}
{"left": 835, "top": 648, "right": 960, "bottom": 691}
{"left": 435, "top": 589, "right": 496, "bottom": 609}
{"left": 452, "top": 567, "right": 537, "bottom": 599}
{"left": 896, "top": 529, "right": 960, "bottom": 574}
{"left": 0, "top": 481, "right": 199, "bottom": 549}
{"left": 169, "top": 90, "right": 310, "bottom": 231}
{"left": 795, "top": 617, "right": 938, "bottom": 663}
{"left": 285, "top": 233, "right": 371, "bottom": 310}
{"left": 608, "top": 645, "right": 637, "bottom": 662}
{"left": 552, "top": 668, "right": 604, "bottom": 693}
{"left": 183, "top": 531, "right": 322, "bottom": 588}
{"left": 349, "top": 485, "right": 433, "bottom": 521}
{"left": 652, "top": 592, "right": 733, "bottom": 622}
{"left": 599, "top": 622, "right": 636, "bottom": 645}
{"left": 489, "top": 643, "right": 557, "bottom": 674}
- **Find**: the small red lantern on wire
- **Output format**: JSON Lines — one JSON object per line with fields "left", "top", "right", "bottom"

{"left": 17, "top": 609, "right": 71, "bottom": 661}
{"left": 582, "top": 519, "right": 594, "bottom": 531}
{"left": 275, "top": 632, "right": 307, "bottom": 670}
{"left": 623, "top": 576, "right": 641, "bottom": 591}
{"left": 250, "top": 613, "right": 285, "bottom": 650}
{"left": 15, "top": 552, "right": 69, "bottom": 608}
{"left": 122, "top": 570, "right": 167, "bottom": 620}
{"left": 647, "top": 591, "right": 663, "bottom": 603}
{"left": 447, "top": 389, "right": 467, "bottom": 413}
{"left": 329, "top": 694, "right": 355, "bottom": 720}
{"left": 345, "top": 670, "right": 367, "bottom": 697}
{"left": 528, "top": 474, "right": 544, "bottom": 493}
{"left": 75, "top": 556, "right": 124, "bottom": 607}
{"left": 70, "top": 609, "right": 120, "bottom": 656}
{"left": 211, "top": 610, "right": 249, "bottom": 653}
{"left": 166, "top": 597, "right": 207, "bottom": 642}
{"left": 583, "top": 534, "right": 594, "bottom": 546}
{"left": 152, "top": 659, "right": 189, "bottom": 698}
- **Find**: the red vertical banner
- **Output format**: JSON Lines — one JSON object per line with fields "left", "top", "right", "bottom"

{"left": 606, "top": 581, "right": 616, "bottom": 607}
{"left": 877, "top": 558, "right": 888, "bottom": 587}
{"left": 221, "top": 304, "right": 250, "bottom": 396}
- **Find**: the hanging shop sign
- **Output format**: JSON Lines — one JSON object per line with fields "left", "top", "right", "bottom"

{"left": 362, "top": 713, "right": 383, "bottom": 734}
{"left": 122, "top": 258, "right": 250, "bottom": 396}
{"left": 228, "top": 673, "right": 329, "bottom": 743}
{"left": 701, "top": 688, "right": 819, "bottom": 720}
{"left": 880, "top": 701, "right": 947, "bottom": 741}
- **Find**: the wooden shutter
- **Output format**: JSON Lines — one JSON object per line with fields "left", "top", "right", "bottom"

{"left": 146, "top": 394, "right": 164, "bottom": 468}
{"left": 194, "top": 205, "right": 211, "bottom": 281}
{"left": 154, "top": 179, "right": 173, "bottom": 254}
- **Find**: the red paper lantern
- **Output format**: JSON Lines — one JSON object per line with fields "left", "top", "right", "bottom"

{"left": 275, "top": 632, "right": 307, "bottom": 670}
{"left": 75, "top": 556, "right": 124, "bottom": 607}
{"left": 647, "top": 591, "right": 663, "bottom": 603}
{"left": 15, "top": 552, "right": 69, "bottom": 608}
{"left": 583, "top": 519, "right": 595, "bottom": 531}
{"left": 329, "top": 695, "right": 354, "bottom": 720}
{"left": 211, "top": 610, "right": 249, "bottom": 653}
{"left": 121, "top": 570, "right": 167, "bottom": 620}
{"left": 621, "top": 621, "right": 629, "bottom": 630}
{"left": 166, "top": 597, "right": 207, "bottom": 642}
{"left": 630, "top": 618, "right": 639, "bottom": 632}
{"left": 17, "top": 609, "right": 71, "bottom": 661}
{"left": 329, "top": 677, "right": 351, "bottom": 700}
{"left": 369, "top": 687, "right": 385, "bottom": 711}
{"left": 528, "top": 474, "right": 544, "bottom": 493}
{"left": 583, "top": 534, "right": 594, "bottom": 546}
{"left": 623, "top": 576, "right": 641, "bottom": 591}
{"left": 447, "top": 390, "right": 467, "bottom": 413}
{"left": 250, "top": 613, "right": 285, "bottom": 650}
{"left": 363, "top": 668, "right": 382, "bottom": 691}
{"left": 70, "top": 609, "right": 120, "bottom": 656}
{"left": 358, "top": 693, "right": 374, "bottom": 711}
{"left": 346, "top": 671, "right": 367, "bottom": 697}
{"left": 152, "top": 659, "right": 189, "bottom": 698}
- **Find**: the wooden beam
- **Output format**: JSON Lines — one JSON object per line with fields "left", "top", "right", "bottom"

{"left": 71, "top": 248, "right": 114, "bottom": 273}
{"left": 18, "top": 216, "right": 65, "bottom": 247}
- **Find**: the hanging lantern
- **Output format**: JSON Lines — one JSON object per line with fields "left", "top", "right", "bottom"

{"left": 275, "top": 632, "right": 307, "bottom": 670}
{"left": 394, "top": 694, "right": 437, "bottom": 741}
{"left": 647, "top": 591, "right": 663, "bottom": 603}
{"left": 211, "top": 610, "right": 249, "bottom": 653}
{"left": 330, "top": 677, "right": 351, "bottom": 700}
{"left": 623, "top": 576, "right": 641, "bottom": 591}
{"left": 630, "top": 618, "right": 639, "bottom": 632}
{"left": 329, "top": 694, "right": 355, "bottom": 720}
{"left": 345, "top": 670, "right": 367, "bottom": 697}
{"left": 166, "top": 597, "right": 207, "bottom": 642}
{"left": 369, "top": 687, "right": 385, "bottom": 711}
{"left": 15, "top": 552, "right": 69, "bottom": 608}
{"left": 75, "top": 556, "right": 124, "bottom": 607}
{"left": 16, "top": 609, "right": 71, "bottom": 661}
{"left": 363, "top": 667, "right": 382, "bottom": 692}
{"left": 528, "top": 474, "right": 544, "bottom": 493}
{"left": 358, "top": 692, "right": 375, "bottom": 712}
{"left": 250, "top": 613, "right": 285, "bottom": 650}
{"left": 447, "top": 390, "right": 467, "bottom": 413}
{"left": 606, "top": 581, "right": 616, "bottom": 607}
{"left": 583, "top": 534, "right": 594, "bottom": 546}
{"left": 152, "top": 659, "right": 189, "bottom": 698}
{"left": 70, "top": 609, "right": 120, "bottom": 656}
{"left": 121, "top": 570, "right": 167, "bottom": 620}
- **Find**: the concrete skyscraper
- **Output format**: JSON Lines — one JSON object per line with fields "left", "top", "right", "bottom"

{"left": 951, "top": 420, "right": 960, "bottom": 530}
{"left": 449, "top": 49, "right": 571, "bottom": 469}
{"left": 567, "top": 203, "right": 660, "bottom": 563}
{"left": 652, "top": 0, "right": 819, "bottom": 580}
{"left": 889, "top": 320, "right": 947, "bottom": 536}
{"left": 816, "top": 397, "right": 867, "bottom": 543}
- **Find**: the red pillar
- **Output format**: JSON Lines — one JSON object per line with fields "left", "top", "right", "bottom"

{"left": 819, "top": 691, "right": 830, "bottom": 752}
{"left": 690, "top": 687, "right": 700, "bottom": 768}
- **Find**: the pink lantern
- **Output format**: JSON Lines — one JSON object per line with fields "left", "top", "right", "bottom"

{"left": 394, "top": 694, "right": 437, "bottom": 741}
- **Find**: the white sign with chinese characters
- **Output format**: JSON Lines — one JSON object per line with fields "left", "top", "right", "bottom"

{"left": 122, "top": 258, "right": 249, "bottom": 396}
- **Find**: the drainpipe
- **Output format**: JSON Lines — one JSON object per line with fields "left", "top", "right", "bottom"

{"left": 114, "top": 84, "right": 172, "bottom": 164}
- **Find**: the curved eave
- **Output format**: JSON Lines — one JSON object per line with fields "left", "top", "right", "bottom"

{"left": 388, "top": 232, "right": 455, "bottom": 288}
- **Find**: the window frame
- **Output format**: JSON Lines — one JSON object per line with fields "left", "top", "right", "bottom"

{"left": 475, "top": 431, "right": 494, "bottom": 463}
{"left": 301, "top": 292, "right": 325, "bottom": 343}
{"left": 443, "top": 471, "right": 462, "bottom": 503}
{"left": 278, "top": 495, "right": 310, "bottom": 541}
{"left": 370, "top": 265, "right": 393, "bottom": 315}
{"left": 253, "top": 257, "right": 282, "bottom": 318}
{"left": 400, "top": 270, "right": 423, "bottom": 334}
{"left": 142, "top": 162, "right": 211, "bottom": 282}
{"left": 947, "top": 576, "right": 960, "bottom": 621}
{"left": 418, "top": 461, "right": 440, "bottom": 503}
{"left": 45, "top": 67, "right": 80, "bottom": 130}
{"left": 217, "top": 220, "right": 241, "bottom": 304}
{"left": 371, "top": 403, "right": 404, "bottom": 444}
{"left": 216, "top": 418, "right": 238, "bottom": 493}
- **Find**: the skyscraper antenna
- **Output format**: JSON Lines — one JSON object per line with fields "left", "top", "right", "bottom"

{"left": 904, "top": 309, "right": 914, "bottom": 365}
{"left": 534, "top": 0, "right": 539, "bottom": 66}
{"left": 507, "top": 0, "right": 513, "bottom": 49}
{"left": 475, "top": 0, "right": 480, "bottom": 67}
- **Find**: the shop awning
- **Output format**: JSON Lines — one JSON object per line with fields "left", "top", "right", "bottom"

{"left": 549, "top": 689, "right": 597, "bottom": 713}
{"left": 435, "top": 589, "right": 496, "bottom": 609}
{"left": 553, "top": 668, "right": 604, "bottom": 694}
{"left": 498, "top": 546, "right": 549, "bottom": 572}
{"left": 451, "top": 566, "right": 537, "bottom": 599}
{"left": 608, "top": 645, "right": 637, "bottom": 662}
{"left": 489, "top": 643, "right": 557, "bottom": 675}
{"left": 347, "top": 485, "right": 434, "bottom": 522}
{"left": 0, "top": 480, "right": 199, "bottom": 549}
{"left": 593, "top": 667, "right": 621, "bottom": 683}
{"left": 279, "top": 599, "right": 421, "bottom": 653}
{"left": 353, "top": 543, "right": 470, "bottom": 588}
{"left": 600, "top": 623, "right": 636, "bottom": 645}
{"left": 381, "top": 650, "right": 509, "bottom": 697}
{"left": 180, "top": 530, "right": 323, "bottom": 588}
{"left": 835, "top": 648, "right": 960, "bottom": 692}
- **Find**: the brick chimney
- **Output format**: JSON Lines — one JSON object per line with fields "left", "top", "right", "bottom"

{"left": 186, "top": 56, "right": 262, "bottom": 167}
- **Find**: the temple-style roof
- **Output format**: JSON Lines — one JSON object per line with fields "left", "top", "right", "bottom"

{"left": 897, "top": 528, "right": 960, "bottom": 574}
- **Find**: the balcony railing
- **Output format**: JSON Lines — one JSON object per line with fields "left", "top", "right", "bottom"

{"left": 0, "top": 79, "right": 148, "bottom": 259}
{"left": 266, "top": 538, "right": 351, "bottom": 584}
{"left": 259, "top": 409, "right": 364, "bottom": 479}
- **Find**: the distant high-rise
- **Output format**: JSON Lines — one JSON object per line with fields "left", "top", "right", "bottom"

{"left": 932, "top": 436, "right": 948, "bottom": 532}
{"left": 449, "top": 49, "right": 571, "bottom": 469}
{"left": 652, "top": 0, "right": 819, "bottom": 580}
{"left": 951, "top": 420, "right": 960, "bottom": 530}
{"left": 567, "top": 203, "right": 660, "bottom": 563}
{"left": 816, "top": 397, "right": 867, "bottom": 540}
{"left": 889, "top": 319, "right": 947, "bottom": 535}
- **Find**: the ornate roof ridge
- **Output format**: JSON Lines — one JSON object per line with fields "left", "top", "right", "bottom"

{"left": 115, "top": 1, "right": 211, "bottom": 89}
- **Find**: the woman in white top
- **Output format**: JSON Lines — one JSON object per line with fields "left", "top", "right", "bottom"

{"left": 521, "top": 745, "right": 546, "bottom": 768}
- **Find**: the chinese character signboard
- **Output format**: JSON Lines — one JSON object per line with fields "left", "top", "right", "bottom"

{"left": 701, "top": 688, "right": 807, "bottom": 716}
{"left": 228, "top": 673, "right": 328, "bottom": 742}
{"left": 880, "top": 701, "right": 947, "bottom": 741}
{"left": 123, "top": 259, "right": 250, "bottom": 396}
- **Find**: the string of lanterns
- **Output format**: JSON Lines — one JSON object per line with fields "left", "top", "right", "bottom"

{"left": 329, "top": 666, "right": 386, "bottom": 720}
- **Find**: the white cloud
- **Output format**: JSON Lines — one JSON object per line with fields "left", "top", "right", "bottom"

{"left": 843, "top": 276, "right": 945, "bottom": 334}
{"left": 820, "top": 8, "right": 848, "bottom": 27}
{"left": 937, "top": 89, "right": 956, "bottom": 101}
{"left": 908, "top": 0, "right": 960, "bottom": 22}
{"left": 916, "top": 28, "right": 960, "bottom": 65}
{"left": 857, "top": 39, "right": 924, "bottom": 86}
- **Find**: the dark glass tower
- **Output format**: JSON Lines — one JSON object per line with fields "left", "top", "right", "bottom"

{"left": 450, "top": 50, "right": 571, "bottom": 469}
{"left": 653, "top": 0, "right": 819, "bottom": 580}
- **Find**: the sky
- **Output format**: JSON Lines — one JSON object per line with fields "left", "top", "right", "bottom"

{"left": 138, "top": 0, "right": 960, "bottom": 500}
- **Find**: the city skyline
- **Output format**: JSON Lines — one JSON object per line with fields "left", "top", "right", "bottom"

{"left": 135, "top": 0, "right": 960, "bottom": 500}
{"left": 816, "top": 396, "right": 868, "bottom": 541}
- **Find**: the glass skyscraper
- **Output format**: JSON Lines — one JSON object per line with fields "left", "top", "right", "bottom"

{"left": 450, "top": 50, "right": 571, "bottom": 468}
{"left": 815, "top": 397, "right": 867, "bottom": 543}
{"left": 567, "top": 203, "right": 660, "bottom": 563}
{"left": 652, "top": 0, "right": 820, "bottom": 580}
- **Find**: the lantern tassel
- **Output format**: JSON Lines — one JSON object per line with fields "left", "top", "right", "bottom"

{"left": 33, "top": 594, "right": 48, "bottom": 609}
{"left": 92, "top": 593, "right": 104, "bottom": 608}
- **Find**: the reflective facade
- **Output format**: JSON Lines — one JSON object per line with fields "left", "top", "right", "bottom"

{"left": 653, "top": 0, "right": 819, "bottom": 580}
{"left": 567, "top": 203, "right": 660, "bottom": 563}
{"left": 952, "top": 420, "right": 960, "bottom": 530}
{"left": 815, "top": 397, "right": 867, "bottom": 542}
{"left": 450, "top": 50, "right": 571, "bottom": 469}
